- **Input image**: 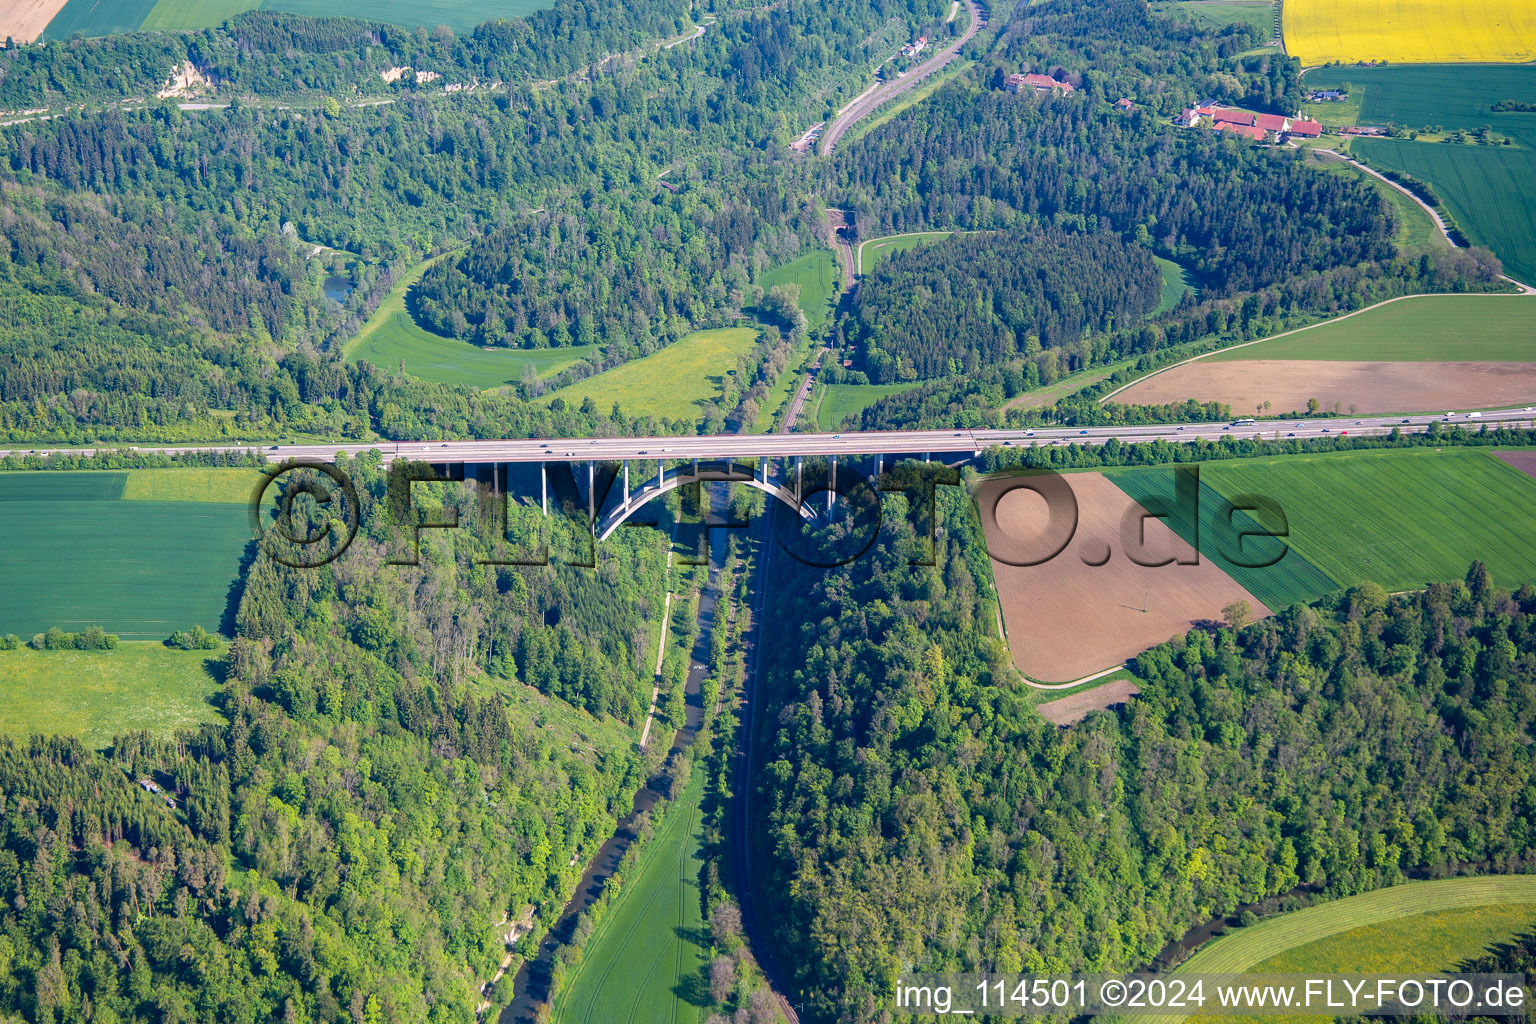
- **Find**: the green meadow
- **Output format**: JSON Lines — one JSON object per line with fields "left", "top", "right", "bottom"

{"left": 0, "top": 643, "right": 226, "bottom": 749}
{"left": 552, "top": 770, "right": 711, "bottom": 1024}
{"left": 345, "top": 250, "right": 594, "bottom": 390}
{"left": 1129, "top": 877, "right": 1536, "bottom": 1024}
{"left": 541, "top": 327, "right": 760, "bottom": 424}
{"left": 1107, "top": 447, "right": 1536, "bottom": 608}
{"left": 45, "top": 0, "right": 554, "bottom": 37}
{"left": 1209, "top": 294, "right": 1536, "bottom": 362}
{"left": 1304, "top": 64, "right": 1536, "bottom": 286}
{"left": 0, "top": 471, "right": 251, "bottom": 640}
{"left": 355, "top": 311, "right": 595, "bottom": 390}
{"left": 815, "top": 382, "right": 920, "bottom": 430}
{"left": 1154, "top": 256, "right": 1195, "bottom": 314}
{"left": 1155, "top": 0, "right": 1274, "bottom": 34}
{"left": 858, "top": 231, "right": 952, "bottom": 275}
{"left": 758, "top": 251, "right": 839, "bottom": 327}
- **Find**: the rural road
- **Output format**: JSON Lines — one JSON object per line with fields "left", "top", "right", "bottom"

{"left": 1316, "top": 147, "right": 1534, "bottom": 293}
{"left": 819, "top": 0, "right": 983, "bottom": 154}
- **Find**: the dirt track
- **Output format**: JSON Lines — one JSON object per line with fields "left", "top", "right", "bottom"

{"left": 1, "top": 0, "right": 68, "bottom": 43}
{"left": 1117, "top": 359, "right": 1536, "bottom": 416}
{"left": 978, "top": 472, "right": 1269, "bottom": 681}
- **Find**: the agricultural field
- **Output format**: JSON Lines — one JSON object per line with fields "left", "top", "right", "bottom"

{"left": 0, "top": 0, "right": 72, "bottom": 43}
{"left": 139, "top": 0, "right": 256, "bottom": 31}
{"left": 977, "top": 472, "right": 1269, "bottom": 682}
{"left": 1035, "top": 677, "right": 1142, "bottom": 725}
{"left": 122, "top": 466, "right": 264, "bottom": 503}
{"left": 42, "top": 0, "right": 552, "bottom": 37}
{"left": 1303, "top": 65, "right": 1536, "bottom": 286}
{"left": 540, "top": 327, "right": 760, "bottom": 425}
{"left": 1155, "top": 0, "right": 1274, "bottom": 35}
{"left": 1174, "top": 876, "right": 1536, "bottom": 974}
{"left": 0, "top": 471, "right": 251, "bottom": 640}
{"left": 0, "top": 643, "right": 225, "bottom": 749}
{"left": 1107, "top": 447, "right": 1536, "bottom": 607}
{"left": 1154, "top": 256, "right": 1196, "bottom": 314}
{"left": 815, "top": 382, "right": 920, "bottom": 430}
{"left": 857, "top": 231, "right": 952, "bottom": 275}
{"left": 1119, "top": 296, "right": 1536, "bottom": 415}
{"left": 1207, "top": 295, "right": 1536, "bottom": 361}
{"left": 757, "top": 251, "right": 839, "bottom": 328}
{"left": 552, "top": 770, "right": 711, "bottom": 1024}
{"left": 1282, "top": 0, "right": 1536, "bottom": 64}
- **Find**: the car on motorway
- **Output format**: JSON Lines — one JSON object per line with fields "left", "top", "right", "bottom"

{"left": 637, "top": 450, "right": 647, "bottom": 455}
{"left": 1287, "top": 432, "right": 1296, "bottom": 437}
{"left": 1401, "top": 419, "right": 1411, "bottom": 424}
{"left": 1222, "top": 426, "right": 1230, "bottom": 431}
{"left": 1322, "top": 428, "right": 1330, "bottom": 433}
{"left": 1177, "top": 426, "right": 1185, "bottom": 431}
{"left": 1079, "top": 430, "right": 1089, "bottom": 435}
{"left": 1003, "top": 441, "right": 1013, "bottom": 446}
{"left": 1025, "top": 430, "right": 1035, "bottom": 436}
{"left": 833, "top": 434, "right": 841, "bottom": 438}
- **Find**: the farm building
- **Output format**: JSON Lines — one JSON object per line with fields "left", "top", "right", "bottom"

{"left": 1182, "top": 105, "right": 1324, "bottom": 141}
{"left": 901, "top": 36, "right": 929, "bottom": 57}
{"left": 1217, "top": 121, "right": 1268, "bottom": 141}
{"left": 1309, "top": 89, "right": 1348, "bottom": 101}
{"left": 1005, "top": 72, "right": 1076, "bottom": 94}
{"left": 1116, "top": 97, "right": 1136, "bottom": 111}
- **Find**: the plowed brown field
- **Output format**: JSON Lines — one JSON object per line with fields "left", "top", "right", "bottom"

{"left": 1, "top": 0, "right": 69, "bottom": 43}
{"left": 1037, "top": 678, "right": 1142, "bottom": 726}
{"left": 977, "top": 472, "right": 1269, "bottom": 682}
{"left": 1117, "top": 360, "right": 1536, "bottom": 416}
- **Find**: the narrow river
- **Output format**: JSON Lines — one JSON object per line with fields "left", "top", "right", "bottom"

{"left": 498, "top": 536, "right": 720, "bottom": 1024}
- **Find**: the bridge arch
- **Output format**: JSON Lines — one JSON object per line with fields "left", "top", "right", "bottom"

{"left": 595, "top": 459, "right": 813, "bottom": 541}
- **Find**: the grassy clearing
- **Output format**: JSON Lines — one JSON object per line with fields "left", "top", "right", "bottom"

{"left": 141, "top": 0, "right": 257, "bottom": 30}
{"left": 1112, "top": 448, "right": 1536, "bottom": 607}
{"left": 0, "top": 472, "right": 250, "bottom": 640}
{"left": 858, "top": 231, "right": 953, "bottom": 276}
{"left": 1304, "top": 65, "right": 1536, "bottom": 286}
{"left": 758, "top": 251, "right": 839, "bottom": 327}
{"left": 541, "top": 327, "right": 759, "bottom": 425}
{"left": 1155, "top": 1, "right": 1273, "bottom": 35}
{"left": 346, "top": 250, "right": 594, "bottom": 390}
{"left": 1282, "top": 0, "right": 1536, "bottom": 64}
{"left": 0, "top": 642, "right": 226, "bottom": 749}
{"left": 258, "top": 0, "right": 555, "bottom": 33}
{"left": 1154, "top": 256, "right": 1195, "bottom": 314}
{"left": 1208, "top": 295, "right": 1536, "bottom": 362}
{"left": 356, "top": 312, "right": 595, "bottom": 389}
{"left": 42, "top": 0, "right": 158, "bottom": 38}
{"left": 552, "top": 769, "right": 711, "bottom": 1024}
{"left": 122, "top": 467, "right": 265, "bottom": 504}
{"left": 815, "top": 382, "right": 920, "bottom": 430}
{"left": 343, "top": 249, "right": 457, "bottom": 360}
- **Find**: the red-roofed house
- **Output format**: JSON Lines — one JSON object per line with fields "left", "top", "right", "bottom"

{"left": 1210, "top": 107, "right": 1256, "bottom": 127}
{"left": 1253, "top": 111, "right": 1291, "bottom": 134}
{"left": 1021, "top": 72, "right": 1074, "bottom": 93}
{"left": 1216, "top": 121, "right": 1266, "bottom": 141}
{"left": 1287, "top": 118, "right": 1323, "bottom": 138}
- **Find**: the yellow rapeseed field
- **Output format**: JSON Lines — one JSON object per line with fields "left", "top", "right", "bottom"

{"left": 1284, "top": 0, "right": 1536, "bottom": 65}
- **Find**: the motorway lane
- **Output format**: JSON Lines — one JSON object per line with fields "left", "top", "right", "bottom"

{"left": 11, "top": 409, "right": 1536, "bottom": 466}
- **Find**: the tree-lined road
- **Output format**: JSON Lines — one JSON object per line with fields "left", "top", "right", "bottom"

{"left": 15, "top": 409, "right": 1535, "bottom": 467}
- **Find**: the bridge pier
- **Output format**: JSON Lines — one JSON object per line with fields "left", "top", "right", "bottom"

{"left": 540, "top": 463, "right": 547, "bottom": 516}
{"left": 623, "top": 461, "right": 629, "bottom": 504}
{"left": 795, "top": 456, "right": 803, "bottom": 503}
{"left": 829, "top": 455, "right": 837, "bottom": 514}
{"left": 588, "top": 461, "right": 595, "bottom": 521}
